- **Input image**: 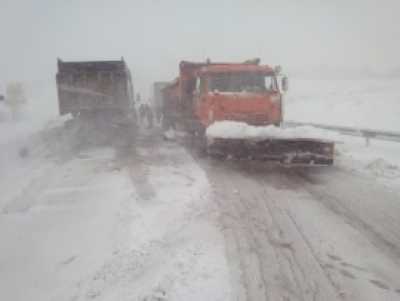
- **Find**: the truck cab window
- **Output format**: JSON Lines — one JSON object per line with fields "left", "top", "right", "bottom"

{"left": 209, "top": 72, "right": 275, "bottom": 93}
{"left": 264, "top": 76, "right": 277, "bottom": 91}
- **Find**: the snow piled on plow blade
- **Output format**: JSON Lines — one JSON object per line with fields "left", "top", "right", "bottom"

{"left": 206, "top": 121, "right": 340, "bottom": 142}
{"left": 206, "top": 121, "right": 337, "bottom": 165}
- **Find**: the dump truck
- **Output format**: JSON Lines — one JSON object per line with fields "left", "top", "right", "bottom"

{"left": 162, "top": 59, "right": 334, "bottom": 165}
{"left": 56, "top": 58, "right": 136, "bottom": 124}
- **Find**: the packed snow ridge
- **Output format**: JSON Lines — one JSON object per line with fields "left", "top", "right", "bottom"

{"left": 206, "top": 121, "right": 340, "bottom": 142}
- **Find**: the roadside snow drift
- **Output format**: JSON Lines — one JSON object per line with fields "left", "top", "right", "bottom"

{"left": 286, "top": 79, "right": 400, "bottom": 131}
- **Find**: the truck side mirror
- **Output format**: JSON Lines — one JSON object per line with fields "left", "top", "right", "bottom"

{"left": 0, "top": 94, "right": 4, "bottom": 101}
{"left": 281, "top": 76, "right": 289, "bottom": 92}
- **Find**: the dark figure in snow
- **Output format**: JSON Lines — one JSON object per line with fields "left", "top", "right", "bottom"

{"left": 136, "top": 93, "right": 141, "bottom": 104}
{"left": 155, "top": 107, "right": 162, "bottom": 124}
{"left": 139, "top": 103, "right": 146, "bottom": 125}
{"left": 145, "top": 104, "right": 154, "bottom": 129}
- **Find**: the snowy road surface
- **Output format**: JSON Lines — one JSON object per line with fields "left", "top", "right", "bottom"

{"left": 198, "top": 157, "right": 400, "bottom": 300}
{"left": 0, "top": 125, "right": 230, "bottom": 301}
{"left": 1, "top": 123, "right": 400, "bottom": 300}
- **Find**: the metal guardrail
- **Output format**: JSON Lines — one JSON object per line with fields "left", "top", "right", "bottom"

{"left": 284, "top": 121, "right": 400, "bottom": 145}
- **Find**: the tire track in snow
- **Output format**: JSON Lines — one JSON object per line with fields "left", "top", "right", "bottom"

{"left": 202, "top": 159, "right": 339, "bottom": 300}
{"left": 263, "top": 166, "right": 400, "bottom": 300}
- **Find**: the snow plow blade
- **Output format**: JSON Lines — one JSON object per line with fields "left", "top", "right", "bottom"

{"left": 207, "top": 137, "right": 334, "bottom": 165}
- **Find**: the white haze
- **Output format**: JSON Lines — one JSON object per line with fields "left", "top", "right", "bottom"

{"left": 0, "top": 0, "right": 399, "bottom": 112}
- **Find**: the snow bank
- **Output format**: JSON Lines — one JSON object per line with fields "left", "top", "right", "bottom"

{"left": 286, "top": 79, "right": 400, "bottom": 131}
{"left": 365, "top": 158, "right": 400, "bottom": 179}
{"left": 335, "top": 135, "right": 400, "bottom": 188}
{"left": 206, "top": 120, "right": 340, "bottom": 142}
{"left": 0, "top": 82, "right": 58, "bottom": 176}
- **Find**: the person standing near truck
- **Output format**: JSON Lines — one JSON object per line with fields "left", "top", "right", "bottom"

{"left": 145, "top": 102, "right": 154, "bottom": 129}
{"left": 139, "top": 103, "right": 146, "bottom": 125}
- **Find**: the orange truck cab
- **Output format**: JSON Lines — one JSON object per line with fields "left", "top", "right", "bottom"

{"left": 176, "top": 59, "right": 287, "bottom": 134}
{"left": 162, "top": 59, "right": 334, "bottom": 165}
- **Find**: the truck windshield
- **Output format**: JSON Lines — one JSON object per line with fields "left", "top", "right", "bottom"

{"left": 209, "top": 72, "right": 276, "bottom": 93}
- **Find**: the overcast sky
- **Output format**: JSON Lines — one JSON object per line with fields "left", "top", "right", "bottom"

{"left": 1, "top": 0, "right": 399, "bottom": 97}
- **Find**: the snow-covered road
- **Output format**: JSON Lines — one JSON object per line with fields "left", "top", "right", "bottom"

{"left": 0, "top": 123, "right": 230, "bottom": 301}
{"left": 0, "top": 146, "right": 132, "bottom": 300}
{"left": 197, "top": 156, "right": 400, "bottom": 300}
{"left": 2, "top": 121, "right": 400, "bottom": 300}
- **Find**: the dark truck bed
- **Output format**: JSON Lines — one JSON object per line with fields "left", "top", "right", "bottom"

{"left": 56, "top": 58, "right": 135, "bottom": 119}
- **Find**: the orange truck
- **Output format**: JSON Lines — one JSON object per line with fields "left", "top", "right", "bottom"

{"left": 162, "top": 59, "right": 334, "bottom": 165}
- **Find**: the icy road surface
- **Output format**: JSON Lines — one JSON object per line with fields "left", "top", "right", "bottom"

{"left": 1, "top": 122, "right": 400, "bottom": 300}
